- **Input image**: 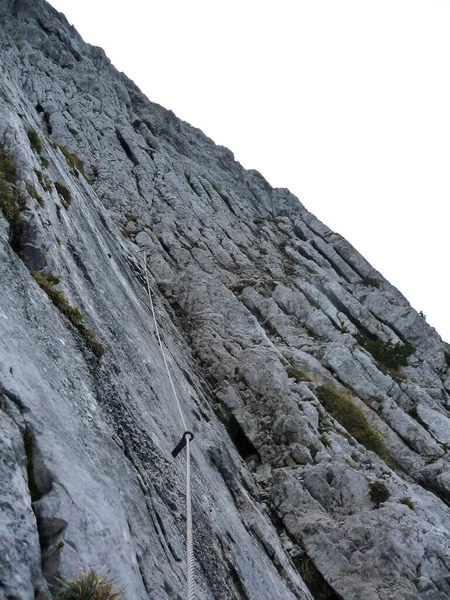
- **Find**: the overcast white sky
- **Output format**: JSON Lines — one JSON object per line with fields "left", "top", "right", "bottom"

{"left": 48, "top": 0, "right": 450, "bottom": 343}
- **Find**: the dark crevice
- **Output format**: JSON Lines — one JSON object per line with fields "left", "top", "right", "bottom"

{"left": 35, "top": 104, "right": 52, "bottom": 135}
{"left": 292, "top": 554, "right": 342, "bottom": 600}
{"left": 116, "top": 129, "right": 139, "bottom": 165}
{"left": 142, "top": 146, "right": 156, "bottom": 161}
{"left": 367, "top": 313, "right": 416, "bottom": 348}
{"left": 216, "top": 188, "right": 237, "bottom": 216}
{"left": 228, "top": 563, "right": 251, "bottom": 600}
{"left": 184, "top": 172, "right": 201, "bottom": 198}
{"left": 158, "top": 236, "right": 177, "bottom": 264}
{"left": 133, "top": 170, "right": 146, "bottom": 201}
{"left": 36, "top": 18, "right": 52, "bottom": 36}
{"left": 316, "top": 284, "right": 369, "bottom": 334}
{"left": 0, "top": 385, "right": 27, "bottom": 413}
{"left": 136, "top": 553, "right": 152, "bottom": 595}
{"left": 66, "top": 240, "right": 95, "bottom": 286}
{"left": 310, "top": 239, "right": 352, "bottom": 283}
{"left": 199, "top": 180, "right": 212, "bottom": 199}
{"left": 418, "top": 471, "right": 450, "bottom": 508}
{"left": 21, "top": 428, "right": 66, "bottom": 584}
{"left": 331, "top": 243, "right": 366, "bottom": 279}
{"left": 23, "top": 431, "right": 43, "bottom": 502}
{"left": 293, "top": 223, "right": 308, "bottom": 242}
{"left": 294, "top": 242, "right": 328, "bottom": 267}
{"left": 215, "top": 407, "right": 260, "bottom": 462}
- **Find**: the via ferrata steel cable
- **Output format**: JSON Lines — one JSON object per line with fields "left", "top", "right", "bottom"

{"left": 141, "top": 252, "right": 195, "bottom": 600}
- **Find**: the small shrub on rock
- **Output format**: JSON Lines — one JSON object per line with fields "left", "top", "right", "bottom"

{"left": 286, "top": 365, "right": 312, "bottom": 383}
{"left": 400, "top": 496, "right": 415, "bottom": 510}
{"left": 54, "top": 181, "right": 72, "bottom": 209}
{"left": 369, "top": 480, "right": 390, "bottom": 507}
{"left": 55, "top": 569, "right": 124, "bottom": 600}
{"left": 354, "top": 333, "right": 415, "bottom": 370}
{"left": 27, "top": 184, "right": 45, "bottom": 208}
{"left": 0, "top": 144, "right": 26, "bottom": 249}
{"left": 27, "top": 129, "right": 42, "bottom": 153}
{"left": 293, "top": 555, "right": 338, "bottom": 600}
{"left": 362, "top": 276, "right": 380, "bottom": 288}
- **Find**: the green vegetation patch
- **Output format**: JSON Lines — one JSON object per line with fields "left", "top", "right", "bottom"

{"left": 285, "top": 365, "right": 312, "bottom": 383}
{"left": 34, "top": 168, "right": 52, "bottom": 192}
{"left": 27, "top": 129, "right": 42, "bottom": 153}
{"left": 293, "top": 556, "right": 340, "bottom": 600}
{"left": 23, "top": 432, "right": 42, "bottom": 502}
{"left": 369, "top": 480, "right": 390, "bottom": 507}
{"left": 32, "top": 272, "right": 104, "bottom": 359}
{"left": 377, "top": 362, "right": 407, "bottom": 384}
{"left": 230, "top": 278, "right": 257, "bottom": 293}
{"left": 0, "top": 144, "right": 26, "bottom": 248}
{"left": 315, "top": 385, "right": 391, "bottom": 463}
{"left": 55, "top": 569, "right": 124, "bottom": 600}
{"left": 54, "top": 181, "right": 72, "bottom": 209}
{"left": 362, "top": 276, "right": 381, "bottom": 288}
{"left": 320, "top": 434, "right": 331, "bottom": 448}
{"left": 354, "top": 332, "right": 415, "bottom": 370}
{"left": 54, "top": 143, "right": 88, "bottom": 180}
{"left": 27, "top": 184, "right": 44, "bottom": 208}
{"left": 400, "top": 496, "right": 415, "bottom": 510}
{"left": 120, "top": 227, "right": 134, "bottom": 239}
{"left": 309, "top": 444, "right": 318, "bottom": 460}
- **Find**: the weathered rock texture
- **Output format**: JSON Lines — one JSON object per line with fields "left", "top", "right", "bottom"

{"left": 1, "top": 1, "right": 450, "bottom": 599}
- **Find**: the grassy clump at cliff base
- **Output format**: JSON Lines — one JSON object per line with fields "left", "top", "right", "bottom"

{"left": 55, "top": 569, "right": 124, "bottom": 600}
{"left": 315, "top": 385, "right": 391, "bottom": 464}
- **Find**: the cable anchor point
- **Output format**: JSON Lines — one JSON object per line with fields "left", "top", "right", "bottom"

{"left": 171, "top": 431, "right": 194, "bottom": 458}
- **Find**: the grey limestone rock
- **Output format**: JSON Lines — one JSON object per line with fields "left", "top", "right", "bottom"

{"left": 1, "top": 1, "right": 450, "bottom": 599}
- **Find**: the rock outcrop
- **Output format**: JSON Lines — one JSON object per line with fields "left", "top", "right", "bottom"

{"left": 1, "top": 1, "right": 450, "bottom": 599}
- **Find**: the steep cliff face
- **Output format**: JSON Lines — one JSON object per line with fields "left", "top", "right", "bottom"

{"left": 1, "top": 1, "right": 450, "bottom": 599}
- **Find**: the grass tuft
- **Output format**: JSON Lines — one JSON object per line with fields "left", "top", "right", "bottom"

{"left": 55, "top": 569, "right": 124, "bottom": 600}
{"left": 27, "top": 129, "right": 42, "bottom": 153}
{"left": 286, "top": 365, "right": 312, "bottom": 383}
{"left": 369, "top": 480, "right": 390, "bottom": 507}
{"left": 400, "top": 496, "right": 415, "bottom": 510}
{"left": 54, "top": 143, "right": 89, "bottom": 180}
{"left": 27, "top": 184, "right": 45, "bottom": 208}
{"left": 54, "top": 181, "right": 72, "bottom": 209}
{"left": 293, "top": 556, "right": 339, "bottom": 600}
{"left": 34, "top": 168, "right": 52, "bottom": 192}
{"left": 315, "top": 385, "right": 391, "bottom": 463}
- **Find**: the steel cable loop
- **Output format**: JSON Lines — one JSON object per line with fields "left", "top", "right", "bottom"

{"left": 186, "top": 436, "right": 196, "bottom": 600}
{"left": 141, "top": 252, "right": 196, "bottom": 600}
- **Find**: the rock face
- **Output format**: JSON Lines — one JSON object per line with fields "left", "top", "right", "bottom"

{"left": 1, "top": 1, "right": 450, "bottom": 599}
